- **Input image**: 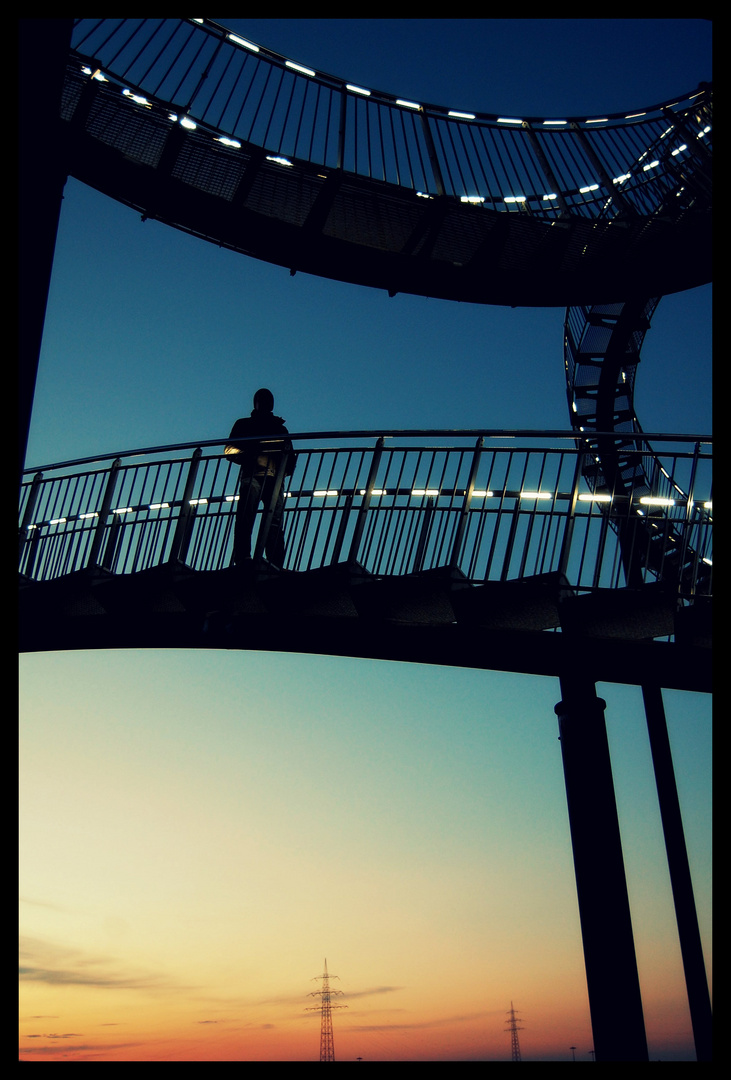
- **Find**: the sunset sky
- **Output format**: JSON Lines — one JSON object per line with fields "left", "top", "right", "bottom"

{"left": 20, "top": 19, "right": 712, "bottom": 1061}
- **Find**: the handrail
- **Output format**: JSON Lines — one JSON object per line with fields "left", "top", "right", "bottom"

{"left": 19, "top": 433, "right": 712, "bottom": 606}
{"left": 22, "top": 429, "right": 712, "bottom": 477}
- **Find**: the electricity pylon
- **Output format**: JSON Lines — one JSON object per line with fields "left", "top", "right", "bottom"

{"left": 505, "top": 1001, "right": 524, "bottom": 1062}
{"left": 307, "top": 959, "right": 347, "bottom": 1062}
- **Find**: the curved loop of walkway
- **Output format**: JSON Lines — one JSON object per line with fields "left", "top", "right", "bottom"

{"left": 565, "top": 299, "right": 687, "bottom": 582}
{"left": 61, "top": 18, "right": 712, "bottom": 307}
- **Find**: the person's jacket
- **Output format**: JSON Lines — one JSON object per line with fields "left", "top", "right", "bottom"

{"left": 225, "top": 411, "right": 296, "bottom": 477}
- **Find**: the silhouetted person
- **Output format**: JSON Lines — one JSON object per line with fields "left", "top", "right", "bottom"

{"left": 225, "top": 388, "right": 295, "bottom": 567}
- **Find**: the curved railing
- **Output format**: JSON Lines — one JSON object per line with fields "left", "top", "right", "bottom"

{"left": 68, "top": 18, "right": 711, "bottom": 221}
{"left": 56, "top": 20, "right": 711, "bottom": 307}
{"left": 19, "top": 432, "right": 712, "bottom": 615}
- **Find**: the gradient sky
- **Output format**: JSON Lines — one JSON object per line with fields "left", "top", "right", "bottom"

{"left": 19, "top": 19, "right": 712, "bottom": 1062}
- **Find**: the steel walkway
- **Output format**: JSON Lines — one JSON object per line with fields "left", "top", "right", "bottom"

{"left": 19, "top": 431, "right": 712, "bottom": 691}
{"left": 59, "top": 18, "right": 712, "bottom": 308}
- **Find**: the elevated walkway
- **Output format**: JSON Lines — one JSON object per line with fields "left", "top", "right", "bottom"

{"left": 57, "top": 19, "right": 712, "bottom": 308}
{"left": 19, "top": 558, "right": 711, "bottom": 692}
{"left": 19, "top": 431, "right": 711, "bottom": 690}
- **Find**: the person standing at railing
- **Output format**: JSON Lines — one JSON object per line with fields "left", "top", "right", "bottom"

{"left": 224, "top": 388, "right": 295, "bottom": 568}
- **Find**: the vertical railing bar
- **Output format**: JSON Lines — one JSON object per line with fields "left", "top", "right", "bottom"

{"left": 348, "top": 438, "right": 384, "bottom": 567}
{"left": 230, "top": 51, "right": 260, "bottom": 138}
{"left": 420, "top": 111, "right": 445, "bottom": 196}
{"left": 328, "top": 449, "right": 356, "bottom": 567}
{"left": 336, "top": 87, "right": 346, "bottom": 171}
{"left": 260, "top": 65, "right": 287, "bottom": 152}
{"left": 308, "top": 452, "right": 339, "bottom": 568}
{"left": 483, "top": 450, "right": 508, "bottom": 581}
{"left": 518, "top": 451, "right": 550, "bottom": 578}
{"left": 678, "top": 440, "right": 701, "bottom": 598}
{"left": 167, "top": 447, "right": 202, "bottom": 566}
{"left": 160, "top": 26, "right": 210, "bottom": 108}
{"left": 298, "top": 452, "right": 324, "bottom": 571}
{"left": 449, "top": 437, "right": 483, "bottom": 571}
{"left": 87, "top": 459, "right": 122, "bottom": 570}
{"left": 317, "top": 454, "right": 346, "bottom": 568}
{"left": 500, "top": 452, "right": 529, "bottom": 581}
{"left": 412, "top": 497, "right": 434, "bottom": 573}
{"left": 558, "top": 447, "right": 583, "bottom": 581}
{"left": 19, "top": 471, "right": 44, "bottom": 567}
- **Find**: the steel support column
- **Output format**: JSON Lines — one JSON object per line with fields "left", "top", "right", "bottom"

{"left": 19, "top": 19, "right": 74, "bottom": 483}
{"left": 555, "top": 677, "right": 648, "bottom": 1061}
{"left": 642, "top": 683, "right": 712, "bottom": 1061}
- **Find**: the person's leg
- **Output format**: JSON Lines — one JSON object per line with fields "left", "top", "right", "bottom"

{"left": 232, "top": 475, "right": 262, "bottom": 565}
{"left": 261, "top": 478, "right": 286, "bottom": 567}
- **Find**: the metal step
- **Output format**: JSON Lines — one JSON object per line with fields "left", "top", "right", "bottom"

{"left": 451, "top": 571, "right": 573, "bottom": 632}
{"left": 351, "top": 566, "right": 467, "bottom": 625}
{"left": 559, "top": 585, "right": 677, "bottom": 641}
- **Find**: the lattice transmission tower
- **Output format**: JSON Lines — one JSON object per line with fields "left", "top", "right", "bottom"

{"left": 505, "top": 1002, "right": 524, "bottom": 1062}
{"left": 307, "top": 959, "right": 347, "bottom": 1061}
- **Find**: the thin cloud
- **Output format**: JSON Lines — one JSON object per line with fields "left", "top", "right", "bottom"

{"left": 348, "top": 1009, "right": 500, "bottom": 1033}
{"left": 342, "top": 985, "right": 405, "bottom": 1000}
{"left": 19, "top": 935, "right": 189, "bottom": 993}
{"left": 20, "top": 1040, "right": 147, "bottom": 1058}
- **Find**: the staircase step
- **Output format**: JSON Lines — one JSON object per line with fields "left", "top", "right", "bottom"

{"left": 352, "top": 566, "right": 467, "bottom": 625}
{"left": 559, "top": 585, "right": 676, "bottom": 640}
{"left": 451, "top": 571, "right": 572, "bottom": 631}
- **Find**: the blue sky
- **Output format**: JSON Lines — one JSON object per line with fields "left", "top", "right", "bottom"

{"left": 20, "top": 20, "right": 712, "bottom": 1062}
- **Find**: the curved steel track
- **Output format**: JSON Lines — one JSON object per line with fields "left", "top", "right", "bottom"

{"left": 564, "top": 299, "right": 712, "bottom": 597}
{"left": 62, "top": 18, "right": 712, "bottom": 307}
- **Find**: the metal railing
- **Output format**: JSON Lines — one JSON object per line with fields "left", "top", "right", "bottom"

{"left": 66, "top": 18, "right": 711, "bottom": 221}
{"left": 19, "top": 432, "right": 712, "bottom": 603}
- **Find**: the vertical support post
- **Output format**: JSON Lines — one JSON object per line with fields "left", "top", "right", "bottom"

{"left": 329, "top": 491, "right": 355, "bottom": 567}
{"left": 641, "top": 684, "right": 712, "bottom": 1061}
{"left": 167, "top": 447, "right": 202, "bottom": 566}
{"left": 570, "top": 123, "right": 635, "bottom": 218}
{"left": 19, "top": 20, "right": 73, "bottom": 486}
{"left": 347, "top": 438, "right": 384, "bottom": 566}
{"left": 336, "top": 89, "right": 347, "bottom": 171}
{"left": 412, "top": 497, "right": 434, "bottom": 573}
{"left": 449, "top": 437, "right": 483, "bottom": 571}
{"left": 557, "top": 447, "right": 583, "bottom": 581}
{"left": 87, "top": 458, "right": 122, "bottom": 570}
{"left": 19, "top": 471, "right": 44, "bottom": 567}
{"left": 522, "top": 121, "right": 571, "bottom": 217}
{"left": 419, "top": 110, "right": 445, "bottom": 196}
{"left": 679, "top": 440, "right": 702, "bottom": 598}
{"left": 500, "top": 503, "right": 521, "bottom": 581}
{"left": 555, "top": 677, "right": 648, "bottom": 1061}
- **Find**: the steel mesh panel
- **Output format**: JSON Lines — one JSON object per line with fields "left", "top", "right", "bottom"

{"left": 244, "top": 165, "right": 321, "bottom": 226}
{"left": 84, "top": 95, "right": 169, "bottom": 168}
{"left": 324, "top": 186, "right": 424, "bottom": 252}
{"left": 429, "top": 207, "right": 496, "bottom": 265}
{"left": 60, "top": 66, "right": 85, "bottom": 121}
{"left": 171, "top": 139, "right": 247, "bottom": 201}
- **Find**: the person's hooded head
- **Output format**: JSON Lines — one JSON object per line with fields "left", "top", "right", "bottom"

{"left": 253, "top": 388, "right": 274, "bottom": 414}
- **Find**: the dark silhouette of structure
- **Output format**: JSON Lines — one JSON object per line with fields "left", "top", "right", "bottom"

{"left": 505, "top": 1002, "right": 523, "bottom": 1062}
{"left": 18, "top": 19, "right": 712, "bottom": 1063}
{"left": 307, "top": 959, "right": 346, "bottom": 1062}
